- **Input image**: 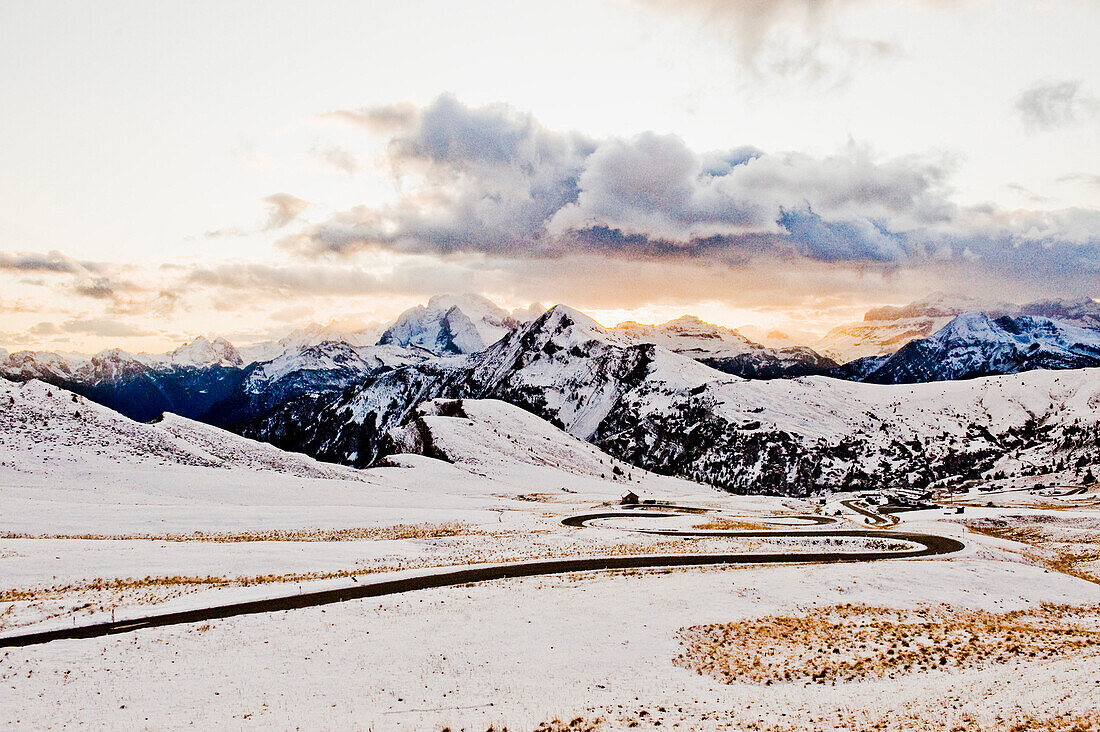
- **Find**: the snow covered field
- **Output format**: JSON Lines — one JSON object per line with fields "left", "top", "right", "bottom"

{"left": 3, "top": 378, "right": 1100, "bottom": 729}
{"left": 4, "top": 555, "right": 1099, "bottom": 730}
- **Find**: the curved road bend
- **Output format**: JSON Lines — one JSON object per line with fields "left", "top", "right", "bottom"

{"left": 569, "top": 511, "right": 836, "bottom": 527}
{"left": 561, "top": 511, "right": 959, "bottom": 555}
{"left": 839, "top": 499, "right": 899, "bottom": 526}
{"left": 0, "top": 512, "right": 962, "bottom": 649}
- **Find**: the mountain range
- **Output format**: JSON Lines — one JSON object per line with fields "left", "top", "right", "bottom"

{"left": 2, "top": 293, "right": 1098, "bottom": 496}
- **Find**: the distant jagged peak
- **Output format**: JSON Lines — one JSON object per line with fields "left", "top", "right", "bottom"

{"left": 237, "top": 319, "right": 386, "bottom": 364}
{"left": 90, "top": 347, "right": 156, "bottom": 367}
{"left": 616, "top": 313, "right": 754, "bottom": 340}
{"left": 380, "top": 293, "right": 519, "bottom": 355}
{"left": 611, "top": 312, "right": 761, "bottom": 358}
{"left": 935, "top": 310, "right": 1001, "bottom": 339}
{"left": 170, "top": 335, "right": 243, "bottom": 368}
{"left": 1018, "top": 297, "right": 1100, "bottom": 326}
{"left": 426, "top": 293, "right": 511, "bottom": 321}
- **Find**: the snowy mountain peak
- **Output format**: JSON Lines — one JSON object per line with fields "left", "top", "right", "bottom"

{"left": 170, "top": 336, "right": 243, "bottom": 368}
{"left": 539, "top": 304, "right": 626, "bottom": 345}
{"left": 938, "top": 311, "right": 999, "bottom": 339}
{"left": 380, "top": 294, "right": 519, "bottom": 355}
{"left": 426, "top": 293, "right": 510, "bottom": 321}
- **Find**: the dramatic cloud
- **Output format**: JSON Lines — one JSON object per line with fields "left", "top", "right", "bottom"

{"left": 1015, "top": 80, "right": 1099, "bottom": 132}
{"left": 0, "top": 250, "right": 144, "bottom": 307}
{"left": 288, "top": 97, "right": 955, "bottom": 262}
{"left": 262, "top": 193, "right": 311, "bottom": 230}
{"left": 278, "top": 96, "right": 1099, "bottom": 298}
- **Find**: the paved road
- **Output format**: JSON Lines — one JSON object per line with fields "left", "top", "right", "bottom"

{"left": 839, "top": 499, "right": 899, "bottom": 525}
{"left": 0, "top": 507, "right": 962, "bottom": 649}
{"left": 562, "top": 510, "right": 959, "bottom": 555}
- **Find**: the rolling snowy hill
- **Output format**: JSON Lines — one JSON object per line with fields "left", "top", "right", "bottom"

{"left": 0, "top": 378, "right": 364, "bottom": 482}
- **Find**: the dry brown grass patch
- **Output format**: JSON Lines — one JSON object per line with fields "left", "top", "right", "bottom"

{"left": 692, "top": 517, "right": 771, "bottom": 531}
{"left": 674, "top": 603, "right": 1100, "bottom": 685}
{"left": 0, "top": 522, "right": 479, "bottom": 543}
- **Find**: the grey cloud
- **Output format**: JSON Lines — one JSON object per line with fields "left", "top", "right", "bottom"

{"left": 288, "top": 95, "right": 595, "bottom": 258}
{"left": 0, "top": 250, "right": 140, "bottom": 304}
{"left": 1057, "top": 173, "right": 1100, "bottom": 188}
{"left": 321, "top": 101, "right": 420, "bottom": 132}
{"left": 0, "top": 250, "right": 104, "bottom": 275}
{"left": 73, "top": 278, "right": 119, "bottom": 299}
{"left": 203, "top": 194, "right": 312, "bottom": 239}
{"left": 60, "top": 318, "right": 152, "bottom": 337}
{"left": 29, "top": 322, "right": 60, "bottom": 336}
{"left": 282, "top": 96, "right": 1099, "bottom": 297}
{"left": 638, "top": 0, "right": 903, "bottom": 85}
{"left": 1006, "top": 183, "right": 1055, "bottom": 205}
{"left": 286, "top": 97, "right": 955, "bottom": 265}
{"left": 310, "top": 145, "right": 359, "bottom": 174}
{"left": 1015, "top": 80, "right": 1099, "bottom": 132}
{"left": 548, "top": 135, "right": 953, "bottom": 247}
{"left": 262, "top": 193, "right": 311, "bottom": 230}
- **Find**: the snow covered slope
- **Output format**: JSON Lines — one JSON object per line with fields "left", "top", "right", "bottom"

{"left": 862, "top": 313, "right": 1100, "bottom": 384}
{"left": 0, "top": 379, "right": 362, "bottom": 482}
{"left": 246, "top": 304, "right": 1100, "bottom": 495}
{"left": 386, "top": 398, "right": 698, "bottom": 494}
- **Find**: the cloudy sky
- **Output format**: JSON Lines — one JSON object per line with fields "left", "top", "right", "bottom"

{"left": 1, "top": 0, "right": 1097, "bottom": 352}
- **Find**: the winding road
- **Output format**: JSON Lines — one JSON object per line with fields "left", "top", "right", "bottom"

{"left": 838, "top": 499, "right": 900, "bottom": 526}
{"left": 0, "top": 502, "right": 963, "bottom": 649}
